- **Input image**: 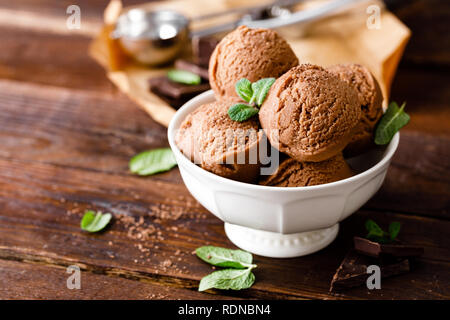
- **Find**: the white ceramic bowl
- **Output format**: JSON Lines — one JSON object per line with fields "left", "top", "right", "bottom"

{"left": 168, "top": 90, "right": 399, "bottom": 258}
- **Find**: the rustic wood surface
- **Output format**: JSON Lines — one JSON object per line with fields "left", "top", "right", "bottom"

{"left": 0, "top": 0, "right": 449, "bottom": 300}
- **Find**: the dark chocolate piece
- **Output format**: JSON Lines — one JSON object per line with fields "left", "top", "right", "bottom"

{"left": 354, "top": 236, "right": 424, "bottom": 258}
{"left": 148, "top": 76, "right": 210, "bottom": 109}
{"left": 330, "top": 250, "right": 410, "bottom": 291}
{"left": 192, "top": 36, "right": 219, "bottom": 67}
{"left": 149, "top": 86, "right": 189, "bottom": 109}
{"left": 175, "top": 59, "right": 209, "bottom": 80}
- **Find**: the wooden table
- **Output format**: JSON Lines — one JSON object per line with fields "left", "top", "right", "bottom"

{"left": 0, "top": 0, "right": 449, "bottom": 300}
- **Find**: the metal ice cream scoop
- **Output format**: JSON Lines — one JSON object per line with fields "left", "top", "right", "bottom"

{"left": 111, "top": 0, "right": 370, "bottom": 65}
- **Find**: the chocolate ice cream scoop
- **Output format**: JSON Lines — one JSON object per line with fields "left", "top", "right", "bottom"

{"left": 175, "top": 99, "right": 262, "bottom": 183}
{"left": 259, "top": 64, "right": 361, "bottom": 162}
{"left": 259, "top": 153, "right": 353, "bottom": 187}
{"left": 327, "top": 64, "right": 383, "bottom": 157}
{"left": 209, "top": 25, "right": 298, "bottom": 99}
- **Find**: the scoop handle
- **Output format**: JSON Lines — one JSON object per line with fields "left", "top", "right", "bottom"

{"left": 191, "top": 0, "right": 373, "bottom": 38}
{"left": 245, "top": 0, "right": 372, "bottom": 29}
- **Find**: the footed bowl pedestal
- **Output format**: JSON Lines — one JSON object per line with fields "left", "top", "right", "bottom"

{"left": 225, "top": 223, "right": 339, "bottom": 258}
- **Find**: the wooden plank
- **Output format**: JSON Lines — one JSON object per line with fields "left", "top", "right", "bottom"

{"left": 0, "top": 0, "right": 111, "bottom": 22}
{"left": 0, "top": 80, "right": 168, "bottom": 174}
{"left": 0, "top": 7, "right": 102, "bottom": 37}
{"left": 0, "top": 259, "right": 239, "bottom": 300}
{"left": 0, "top": 27, "right": 113, "bottom": 91}
{"left": 0, "top": 157, "right": 448, "bottom": 299}
{"left": 386, "top": 0, "right": 450, "bottom": 66}
{"left": 366, "top": 132, "right": 450, "bottom": 218}
{"left": 390, "top": 67, "right": 450, "bottom": 136}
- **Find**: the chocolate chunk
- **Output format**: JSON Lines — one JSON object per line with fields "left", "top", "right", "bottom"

{"left": 175, "top": 59, "right": 209, "bottom": 80}
{"left": 149, "top": 87, "right": 189, "bottom": 109}
{"left": 192, "top": 36, "right": 219, "bottom": 67}
{"left": 330, "top": 250, "right": 410, "bottom": 291}
{"left": 354, "top": 236, "right": 424, "bottom": 258}
{"left": 148, "top": 76, "right": 210, "bottom": 109}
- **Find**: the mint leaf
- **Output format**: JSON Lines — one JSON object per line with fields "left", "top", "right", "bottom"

{"left": 250, "top": 78, "right": 275, "bottom": 106}
{"left": 365, "top": 219, "right": 384, "bottom": 236}
{"left": 365, "top": 219, "right": 385, "bottom": 241}
{"left": 129, "top": 148, "right": 177, "bottom": 176}
{"left": 389, "top": 222, "right": 401, "bottom": 240}
{"left": 199, "top": 268, "right": 255, "bottom": 291}
{"left": 81, "top": 210, "right": 112, "bottom": 233}
{"left": 375, "top": 102, "right": 410, "bottom": 145}
{"left": 196, "top": 246, "right": 255, "bottom": 269}
{"left": 228, "top": 103, "right": 258, "bottom": 122}
{"left": 167, "top": 70, "right": 201, "bottom": 85}
{"left": 235, "top": 78, "right": 253, "bottom": 102}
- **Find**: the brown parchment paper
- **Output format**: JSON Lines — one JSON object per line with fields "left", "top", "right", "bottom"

{"left": 89, "top": 0, "right": 410, "bottom": 127}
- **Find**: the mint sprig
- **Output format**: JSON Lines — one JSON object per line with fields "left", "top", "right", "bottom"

{"left": 229, "top": 77, "right": 275, "bottom": 122}
{"left": 375, "top": 101, "right": 410, "bottom": 145}
{"left": 81, "top": 210, "right": 112, "bottom": 233}
{"left": 365, "top": 219, "right": 401, "bottom": 243}
{"left": 196, "top": 246, "right": 257, "bottom": 292}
